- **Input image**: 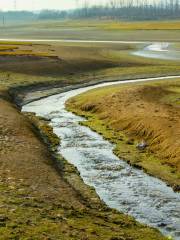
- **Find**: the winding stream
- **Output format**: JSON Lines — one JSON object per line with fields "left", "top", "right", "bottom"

{"left": 23, "top": 75, "right": 180, "bottom": 239}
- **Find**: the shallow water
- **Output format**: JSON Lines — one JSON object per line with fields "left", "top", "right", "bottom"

{"left": 133, "top": 42, "right": 180, "bottom": 60}
{"left": 23, "top": 76, "right": 180, "bottom": 239}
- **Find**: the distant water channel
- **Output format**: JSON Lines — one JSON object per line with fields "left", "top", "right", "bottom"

{"left": 1, "top": 38, "right": 179, "bottom": 60}
{"left": 133, "top": 42, "right": 180, "bottom": 60}
{"left": 23, "top": 76, "right": 180, "bottom": 239}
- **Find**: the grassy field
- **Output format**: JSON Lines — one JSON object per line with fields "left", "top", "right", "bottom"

{"left": 67, "top": 79, "right": 180, "bottom": 191}
{"left": 8, "top": 19, "right": 179, "bottom": 30}
{"left": 0, "top": 19, "right": 180, "bottom": 41}
{"left": 0, "top": 40, "right": 180, "bottom": 93}
{"left": 102, "top": 20, "right": 180, "bottom": 30}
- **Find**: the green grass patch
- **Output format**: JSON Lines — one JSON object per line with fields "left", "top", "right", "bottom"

{"left": 0, "top": 41, "right": 33, "bottom": 46}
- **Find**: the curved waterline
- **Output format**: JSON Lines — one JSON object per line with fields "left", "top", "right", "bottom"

{"left": 133, "top": 42, "right": 180, "bottom": 60}
{"left": 23, "top": 75, "right": 180, "bottom": 239}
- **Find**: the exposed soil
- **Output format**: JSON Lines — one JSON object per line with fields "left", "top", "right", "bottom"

{"left": 0, "top": 98, "right": 85, "bottom": 207}
{"left": 0, "top": 90, "right": 167, "bottom": 239}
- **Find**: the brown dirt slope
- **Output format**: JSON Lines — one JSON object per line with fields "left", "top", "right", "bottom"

{"left": 67, "top": 79, "right": 180, "bottom": 190}
{"left": 0, "top": 94, "right": 166, "bottom": 239}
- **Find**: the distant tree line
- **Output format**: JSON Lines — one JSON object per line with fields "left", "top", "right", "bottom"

{"left": 38, "top": 10, "right": 67, "bottom": 20}
{"left": 0, "top": 11, "right": 35, "bottom": 24}
{"left": 71, "top": 0, "right": 180, "bottom": 20}
{"left": 0, "top": 0, "right": 179, "bottom": 24}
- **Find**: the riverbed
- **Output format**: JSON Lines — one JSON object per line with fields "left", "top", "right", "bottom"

{"left": 22, "top": 75, "right": 180, "bottom": 239}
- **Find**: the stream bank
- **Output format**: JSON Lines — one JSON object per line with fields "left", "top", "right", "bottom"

{"left": 0, "top": 91, "right": 166, "bottom": 240}
{"left": 22, "top": 76, "right": 180, "bottom": 240}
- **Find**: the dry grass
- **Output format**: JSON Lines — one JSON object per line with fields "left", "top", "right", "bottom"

{"left": 0, "top": 41, "right": 33, "bottom": 45}
{"left": 103, "top": 20, "right": 180, "bottom": 30}
{"left": 0, "top": 41, "right": 180, "bottom": 189}
{"left": 0, "top": 42, "right": 57, "bottom": 58}
{"left": 20, "top": 19, "right": 180, "bottom": 31}
{"left": 0, "top": 50, "right": 56, "bottom": 57}
{"left": 67, "top": 79, "right": 180, "bottom": 190}
{"left": 0, "top": 78, "right": 166, "bottom": 240}
{"left": 1, "top": 20, "right": 180, "bottom": 42}
{"left": 0, "top": 41, "right": 180, "bottom": 91}
{"left": 0, "top": 46, "right": 18, "bottom": 51}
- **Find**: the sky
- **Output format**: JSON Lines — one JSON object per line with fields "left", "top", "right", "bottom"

{"left": 0, "top": 0, "right": 109, "bottom": 11}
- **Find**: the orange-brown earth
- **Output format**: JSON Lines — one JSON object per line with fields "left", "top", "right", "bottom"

{"left": 67, "top": 79, "right": 180, "bottom": 190}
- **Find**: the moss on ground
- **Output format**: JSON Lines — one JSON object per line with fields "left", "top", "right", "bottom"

{"left": 0, "top": 102, "right": 167, "bottom": 240}
{"left": 24, "top": 112, "right": 60, "bottom": 151}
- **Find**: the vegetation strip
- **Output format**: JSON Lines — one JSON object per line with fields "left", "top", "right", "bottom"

{"left": 66, "top": 79, "right": 180, "bottom": 191}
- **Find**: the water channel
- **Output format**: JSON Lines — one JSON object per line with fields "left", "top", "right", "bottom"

{"left": 23, "top": 75, "right": 180, "bottom": 239}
